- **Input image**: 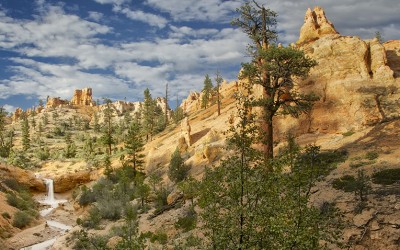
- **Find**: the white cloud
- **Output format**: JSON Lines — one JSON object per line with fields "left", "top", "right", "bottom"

{"left": 93, "top": 0, "right": 131, "bottom": 5}
{"left": 88, "top": 11, "right": 104, "bottom": 21}
{"left": 146, "top": 0, "right": 243, "bottom": 22}
{"left": 2, "top": 104, "right": 17, "bottom": 114}
{"left": 119, "top": 7, "right": 168, "bottom": 28}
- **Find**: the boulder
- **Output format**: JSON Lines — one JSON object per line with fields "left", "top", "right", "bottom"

{"left": 53, "top": 170, "right": 91, "bottom": 193}
{"left": 383, "top": 40, "right": 400, "bottom": 77}
{"left": 167, "top": 189, "right": 183, "bottom": 205}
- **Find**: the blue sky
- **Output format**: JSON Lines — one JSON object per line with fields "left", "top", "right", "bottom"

{"left": 1, "top": 0, "right": 399, "bottom": 112}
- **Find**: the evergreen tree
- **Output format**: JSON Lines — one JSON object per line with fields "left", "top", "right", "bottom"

{"left": 101, "top": 99, "right": 114, "bottom": 155}
{"left": 168, "top": 148, "right": 189, "bottom": 183}
{"left": 215, "top": 71, "right": 223, "bottom": 116}
{"left": 233, "top": 1, "right": 318, "bottom": 159}
{"left": 93, "top": 112, "right": 100, "bottom": 132}
{"left": 0, "top": 107, "right": 13, "bottom": 157}
{"left": 21, "top": 114, "right": 30, "bottom": 151}
{"left": 142, "top": 88, "right": 156, "bottom": 141}
{"left": 198, "top": 86, "right": 341, "bottom": 249}
{"left": 201, "top": 74, "right": 213, "bottom": 109}
{"left": 63, "top": 132, "right": 77, "bottom": 158}
{"left": 124, "top": 122, "right": 145, "bottom": 173}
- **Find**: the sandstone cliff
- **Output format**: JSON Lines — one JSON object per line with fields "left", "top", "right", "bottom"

{"left": 46, "top": 97, "right": 69, "bottom": 109}
{"left": 70, "top": 88, "right": 95, "bottom": 106}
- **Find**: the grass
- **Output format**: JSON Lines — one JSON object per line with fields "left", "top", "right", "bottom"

{"left": 372, "top": 168, "right": 400, "bottom": 185}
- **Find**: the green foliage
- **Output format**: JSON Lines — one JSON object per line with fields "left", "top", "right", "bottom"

{"left": 149, "top": 230, "right": 168, "bottom": 244}
{"left": 0, "top": 107, "right": 14, "bottom": 158}
{"left": 142, "top": 88, "right": 156, "bottom": 141}
{"left": 36, "top": 146, "right": 50, "bottom": 161}
{"left": 365, "top": 151, "right": 379, "bottom": 160}
{"left": 63, "top": 133, "right": 77, "bottom": 158}
{"left": 372, "top": 168, "right": 400, "bottom": 185}
{"left": 201, "top": 74, "right": 213, "bottom": 109}
{"left": 2, "top": 212, "right": 11, "bottom": 219}
{"left": 342, "top": 131, "right": 355, "bottom": 137}
{"left": 124, "top": 122, "right": 145, "bottom": 171}
{"left": 101, "top": 98, "right": 115, "bottom": 155}
{"left": 21, "top": 115, "right": 30, "bottom": 151}
{"left": 12, "top": 211, "right": 32, "bottom": 229}
{"left": 175, "top": 208, "right": 197, "bottom": 232}
{"left": 168, "top": 148, "right": 190, "bottom": 183}
{"left": 172, "top": 106, "right": 185, "bottom": 124}
{"left": 332, "top": 175, "right": 357, "bottom": 192}
{"left": 333, "top": 171, "right": 371, "bottom": 202}
{"left": 154, "top": 187, "right": 169, "bottom": 210}
{"left": 7, "top": 150, "right": 32, "bottom": 169}
{"left": 178, "top": 177, "right": 198, "bottom": 205}
{"left": 197, "top": 86, "right": 341, "bottom": 248}
{"left": 233, "top": 1, "right": 317, "bottom": 159}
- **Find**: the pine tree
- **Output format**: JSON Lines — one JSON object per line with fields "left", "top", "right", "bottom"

{"left": 233, "top": 1, "right": 318, "bottom": 159}
{"left": 142, "top": 88, "right": 155, "bottom": 141}
{"left": 198, "top": 85, "right": 341, "bottom": 249}
{"left": 93, "top": 112, "right": 100, "bottom": 132}
{"left": 215, "top": 71, "right": 223, "bottom": 116}
{"left": 101, "top": 99, "right": 114, "bottom": 155}
{"left": 124, "top": 122, "right": 145, "bottom": 173}
{"left": 21, "top": 114, "right": 30, "bottom": 151}
{"left": 0, "top": 107, "right": 13, "bottom": 157}
{"left": 63, "top": 132, "right": 77, "bottom": 158}
{"left": 168, "top": 148, "right": 189, "bottom": 183}
{"left": 201, "top": 74, "right": 213, "bottom": 109}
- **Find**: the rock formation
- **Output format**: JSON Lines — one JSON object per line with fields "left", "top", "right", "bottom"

{"left": 383, "top": 40, "right": 400, "bottom": 77}
{"left": 46, "top": 97, "right": 69, "bottom": 108}
{"left": 272, "top": 7, "right": 399, "bottom": 135}
{"left": 180, "top": 117, "right": 192, "bottom": 147}
{"left": 297, "top": 6, "right": 338, "bottom": 45}
{"left": 11, "top": 108, "right": 23, "bottom": 123}
{"left": 53, "top": 170, "right": 92, "bottom": 193}
{"left": 0, "top": 163, "right": 46, "bottom": 192}
{"left": 70, "top": 88, "right": 95, "bottom": 106}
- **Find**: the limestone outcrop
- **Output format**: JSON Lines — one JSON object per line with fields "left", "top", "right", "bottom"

{"left": 12, "top": 108, "right": 23, "bottom": 123}
{"left": 297, "top": 6, "right": 338, "bottom": 45}
{"left": 383, "top": 40, "right": 400, "bottom": 77}
{"left": 70, "top": 88, "right": 95, "bottom": 106}
{"left": 0, "top": 164, "right": 46, "bottom": 192}
{"left": 180, "top": 117, "right": 192, "bottom": 147}
{"left": 46, "top": 97, "right": 69, "bottom": 108}
{"left": 53, "top": 170, "right": 92, "bottom": 193}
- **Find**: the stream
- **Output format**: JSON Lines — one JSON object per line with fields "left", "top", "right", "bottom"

{"left": 20, "top": 178, "right": 72, "bottom": 250}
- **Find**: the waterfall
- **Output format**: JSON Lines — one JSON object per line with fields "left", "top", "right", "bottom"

{"left": 44, "top": 178, "right": 55, "bottom": 203}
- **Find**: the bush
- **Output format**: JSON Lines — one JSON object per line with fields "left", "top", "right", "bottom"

{"left": 365, "top": 151, "right": 379, "bottom": 160}
{"left": 2, "top": 212, "right": 11, "bottom": 220}
{"left": 372, "top": 168, "right": 400, "bottom": 185}
{"left": 150, "top": 231, "right": 168, "bottom": 244}
{"left": 168, "top": 148, "right": 190, "bottom": 183}
{"left": 175, "top": 209, "right": 197, "bottom": 232}
{"left": 332, "top": 175, "right": 357, "bottom": 192}
{"left": 78, "top": 187, "right": 96, "bottom": 206}
{"left": 12, "top": 211, "right": 32, "bottom": 228}
{"left": 3, "top": 179, "right": 25, "bottom": 192}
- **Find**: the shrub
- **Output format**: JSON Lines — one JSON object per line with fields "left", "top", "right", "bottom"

{"left": 365, "top": 151, "right": 379, "bottom": 160}
{"left": 168, "top": 148, "right": 190, "bottom": 183}
{"left": 150, "top": 231, "right": 168, "bottom": 244}
{"left": 342, "top": 131, "right": 355, "bottom": 137}
{"left": 3, "top": 179, "right": 25, "bottom": 192}
{"left": 332, "top": 175, "right": 356, "bottom": 192}
{"left": 154, "top": 187, "right": 169, "bottom": 210}
{"left": 372, "top": 168, "right": 400, "bottom": 185}
{"left": 175, "top": 209, "right": 197, "bottom": 232}
{"left": 1, "top": 212, "right": 11, "bottom": 220}
{"left": 350, "top": 161, "right": 370, "bottom": 169}
{"left": 12, "top": 211, "right": 32, "bottom": 228}
{"left": 78, "top": 187, "right": 96, "bottom": 206}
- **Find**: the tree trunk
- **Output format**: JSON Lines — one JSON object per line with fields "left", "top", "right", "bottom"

{"left": 262, "top": 109, "right": 274, "bottom": 160}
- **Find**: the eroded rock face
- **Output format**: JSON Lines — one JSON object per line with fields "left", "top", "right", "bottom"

{"left": 180, "top": 117, "right": 192, "bottom": 146}
{"left": 0, "top": 164, "right": 46, "bottom": 192}
{"left": 53, "top": 170, "right": 91, "bottom": 193}
{"left": 297, "top": 6, "right": 338, "bottom": 45}
{"left": 70, "top": 88, "right": 95, "bottom": 106}
{"left": 383, "top": 40, "right": 400, "bottom": 77}
{"left": 12, "top": 108, "right": 23, "bottom": 123}
{"left": 46, "top": 97, "right": 69, "bottom": 108}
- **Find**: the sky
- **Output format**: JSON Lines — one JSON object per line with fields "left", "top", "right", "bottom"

{"left": 0, "top": 0, "right": 399, "bottom": 113}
